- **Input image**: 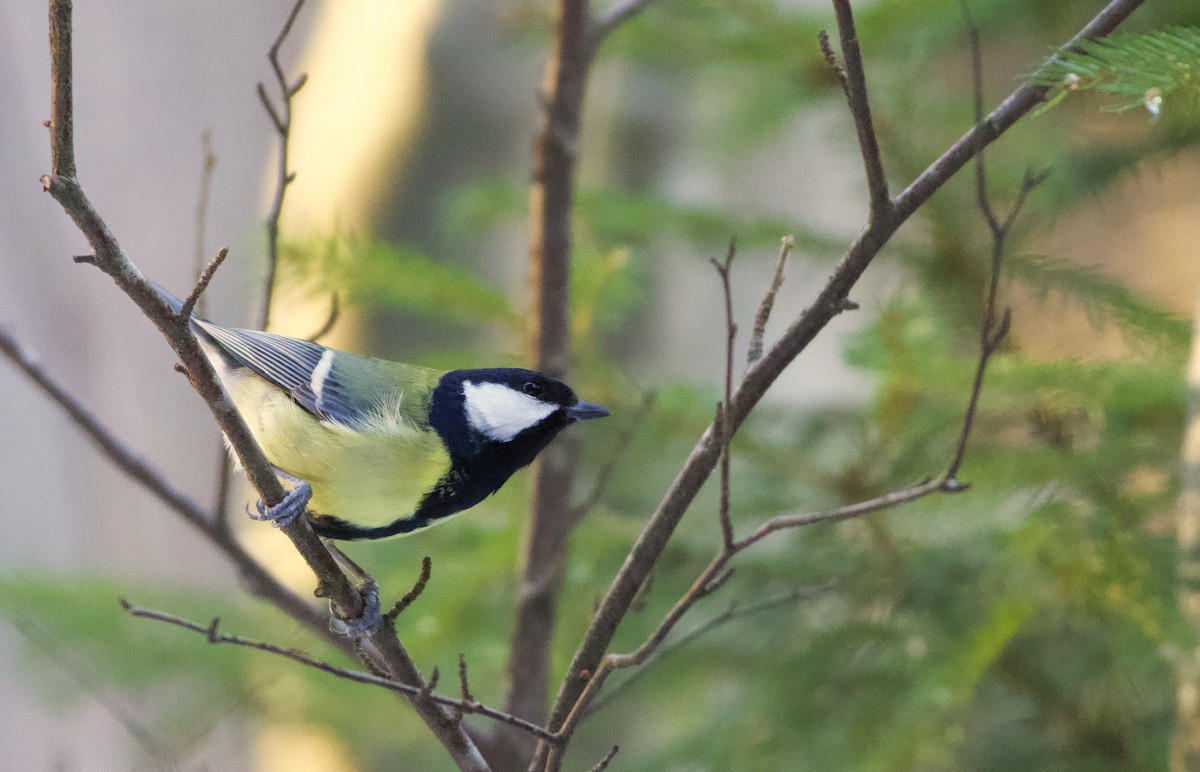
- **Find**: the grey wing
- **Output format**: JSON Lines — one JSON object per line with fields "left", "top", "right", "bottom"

{"left": 194, "top": 319, "right": 366, "bottom": 426}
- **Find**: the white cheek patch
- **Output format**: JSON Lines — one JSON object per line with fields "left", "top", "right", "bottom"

{"left": 463, "top": 381, "right": 557, "bottom": 442}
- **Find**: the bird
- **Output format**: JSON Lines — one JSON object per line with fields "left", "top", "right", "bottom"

{"left": 157, "top": 285, "right": 609, "bottom": 540}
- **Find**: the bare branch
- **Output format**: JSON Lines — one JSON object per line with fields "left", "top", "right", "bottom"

{"left": 548, "top": 551, "right": 737, "bottom": 765}
{"left": 0, "top": 328, "right": 210, "bottom": 531}
{"left": 539, "top": 1, "right": 1146, "bottom": 760}
{"left": 212, "top": 454, "right": 234, "bottom": 531}
{"left": 592, "top": 0, "right": 660, "bottom": 46}
{"left": 945, "top": 0, "right": 1048, "bottom": 485}
{"left": 459, "top": 653, "right": 475, "bottom": 704}
{"left": 710, "top": 239, "right": 737, "bottom": 551}
{"left": 894, "top": 0, "right": 1143, "bottom": 220}
{"left": 0, "top": 328, "right": 336, "bottom": 635}
{"left": 735, "top": 477, "right": 949, "bottom": 552}
{"left": 585, "top": 586, "right": 828, "bottom": 718}
{"left": 385, "top": 556, "right": 433, "bottom": 623}
{"left": 47, "top": 0, "right": 75, "bottom": 179}
{"left": 747, "top": 235, "right": 793, "bottom": 364}
{"left": 551, "top": 446, "right": 981, "bottom": 758}
{"left": 831, "top": 0, "right": 891, "bottom": 218}
{"left": 180, "top": 247, "right": 229, "bottom": 320}
{"left": 554, "top": 7, "right": 1052, "bottom": 750}
{"left": 195, "top": 134, "right": 227, "bottom": 528}
{"left": 506, "top": 0, "right": 598, "bottom": 763}
{"left": 818, "top": 30, "right": 850, "bottom": 98}
{"left": 214, "top": 0, "right": 312, "bottom": 530}
{"left": 257, "top": 0, "right": 309, "bottom": 330}
{"left": 963, "top": 0, "right": 1002, "bottom": 241}
{"left": 588, "top": 745, "right": 620, "bottom": 772}
{"left": 120, "top": 601, "right": 558, "bottom": 745}
{"left": 422, "top": 666, "right": 442, "bottom": 699}
{"left": 547, "top": 475, "right": 948, "bottom": 760}
{"left": 44, "top": 0, "right": 370, "bottom": 624}
{"left": 559, "top": 246, "right": 758, "bottom": 768}
{"left": 40, "top": 5, "right": 488, "bottom": 767}
{"left": 42, "top": 2, "right": 330, "bottom": 609}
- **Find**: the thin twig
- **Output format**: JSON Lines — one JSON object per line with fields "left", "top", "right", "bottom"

{"left": 585, "top": 586, "right": 827, "bottom": 718}
{"left": 963, "top": 0, "right": 1000, "bottom": 238}
{"left": 551, "top": 550, "right": 738, "bottom": 753}
{"left": 422, "top": 666, "right": 442, "bottom": 699}
{"left": 385, "top": 556, "right": 434, "bottom": 623}
{"left": 47, "top": 0, "right": 74, "bottom": 179}
{"left": 252, "top": 2, "right": 485, "bottom": 762}
{"left": 191, "top": 131, "right": 217, "bottom": 317}
{"left": 831, "top": 0, "right": 891, "bottom": 218}
{"left": 42, "top": 0, "right": 361, "bottom": 625}
{"left": 40, "top": 5, "right": 488, "bottom": 768}
{"left": 459, "top": 653, "right": 475, "bottom": 704}
{"left": 507, "top": 1, "right": 597, "bottom": 764}
{"left": 542, "top": 6, "right": 1104, "bottom": 758}
{"left": 592, "top": 0, "right": 661, "bottom": 46}
{"left": 0, "top": 329, "right": 211, "bottom": 532}
{"left": 0, "top": 327, "right": 340, "bottom": 636}
{"left": 945, "top": 0, "right": 1048, "bottom": 485}
{"left": 817, "top": 30, "right": 850, "bottom": 98}
{"left": 588, "top": 745, "right": 620, "bottom": 772}
{"left": 539, "top": 5, "right": 1146, "bottom": 757}
{"left": 188, "top": 242, "right": 235, "bottom": 534}
{"left": 196, "top": 139, "right": 229, "bottom": 528}
{"left": 212, "top": 454, "right": 234, "bottom": 531}
{"left": 257, "top": 0, "right": 309, "bottom": 330}
{"left": 710, "top": 239, "right": 737, "bottom": 551}
{"left": 748, "top": 235, "right": 793, "bottom": 364}
{"left": 215, "top": 0, "right": 310, "bottom": 535}
{"left": 180, "top": 247, "right": 229, "bottom": 320}
{"left": 551, "top": 347, "right": 998, "bottom": 753}
{"left": 120, "top": 601, "right": 558, "bottom": 744}
{"left": 735, "top": 477, "right": 948, "bottom": 552}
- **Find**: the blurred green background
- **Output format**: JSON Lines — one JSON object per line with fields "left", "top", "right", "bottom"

{"left": 4, "top": 0, "right": 1200, "bottom": 770}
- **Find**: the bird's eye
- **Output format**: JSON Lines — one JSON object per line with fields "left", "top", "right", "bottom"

{"left": 523, "top": 380, "right": 543, "bottom": 397}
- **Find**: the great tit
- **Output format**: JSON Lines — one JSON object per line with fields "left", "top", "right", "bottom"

{"left": 158, "top": 285, "right": 609, "bottom": 540}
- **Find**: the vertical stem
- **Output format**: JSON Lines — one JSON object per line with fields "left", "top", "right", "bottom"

{"left": 831, "top": 0, "right": 889, "bottom": 217}
{"left": 48, "top": 0, "right": 76, "bottom": 180}
{"left": 538, "top": 1, "right": 1149, "bottom": 758}
{"left": 503, "top": 0, "right": 594, "bottom": 765}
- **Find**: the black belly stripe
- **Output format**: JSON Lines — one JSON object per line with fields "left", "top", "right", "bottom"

{"left": 309, "top": 511, "right": 447, "bottom": 540}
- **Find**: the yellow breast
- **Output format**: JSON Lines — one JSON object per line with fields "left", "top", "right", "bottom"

{"left": 223, "top": 373, "right": 452, "bottom": 528}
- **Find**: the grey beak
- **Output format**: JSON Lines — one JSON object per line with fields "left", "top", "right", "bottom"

{"left": 567, "top": 400, "right": 610, "bottom": 420}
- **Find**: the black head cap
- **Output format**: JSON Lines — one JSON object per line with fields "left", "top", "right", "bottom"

{"left": 429, "top": 368, "right": 607, "bottom": 461}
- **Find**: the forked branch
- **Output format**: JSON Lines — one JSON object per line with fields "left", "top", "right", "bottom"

{"left": 830, "top": 0, "right": 891, "bottom": 218}
{"left": 256, "top": 0, "right": 309, "bottom": 330}
{"left": 534, "top": 2, "right": 1143, "bottom": 767}
{"left": 121, "top": 601, "right": 557, "bottom": 744}
{"left": 38, "top": 3, "right": 488, "bottom": 769}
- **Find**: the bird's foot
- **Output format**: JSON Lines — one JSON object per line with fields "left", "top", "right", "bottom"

{"left": 329, "top": 578, "right": 381, "bottom": 638}
{"left": 325, "top": 543, "right": 382, "bottom": 637}
{"left": 250, "top": 480, "right": 313, "bottom": 528}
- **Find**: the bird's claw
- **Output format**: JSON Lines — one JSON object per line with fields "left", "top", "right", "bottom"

{"left": 329, "top": 579, "right": 381, "bottom": 638}
{"left": 249, "top": 480, "right": 313, "bottom": 528}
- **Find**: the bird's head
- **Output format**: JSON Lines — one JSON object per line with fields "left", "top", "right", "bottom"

{"left": 430, "top": 368, "right": 609, "bottom": 462}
